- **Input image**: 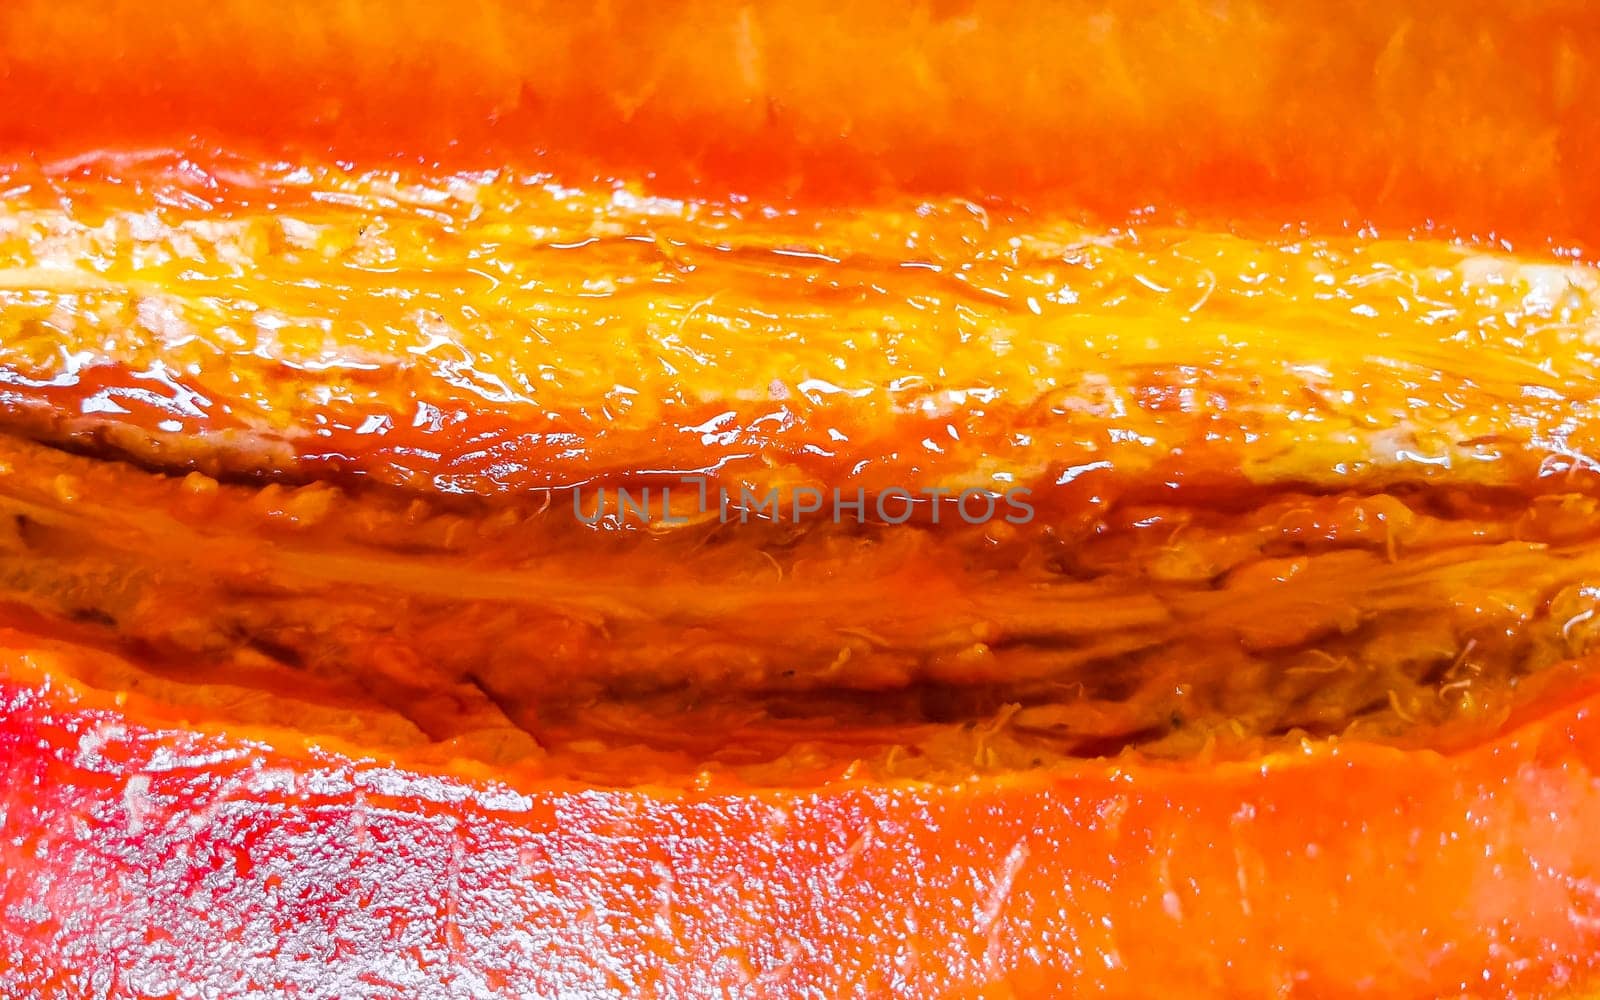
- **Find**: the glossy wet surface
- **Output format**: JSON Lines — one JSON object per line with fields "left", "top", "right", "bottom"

{"left": 1, "top": 157, "right": 1599, "bottom": 786}
{"left": 3, "top": 154, "right": 1600, "bottom": 501}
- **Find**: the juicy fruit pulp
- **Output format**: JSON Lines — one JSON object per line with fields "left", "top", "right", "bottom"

{"left": 7, "top": 1, "right": 1600, "bottom": 996}
{"left": 1, "top": 155, "right": 1599, "bottom": 788}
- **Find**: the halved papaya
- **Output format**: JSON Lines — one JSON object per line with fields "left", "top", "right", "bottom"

{"left": 4, "top": 2, "right": 1600, "bottom": 997}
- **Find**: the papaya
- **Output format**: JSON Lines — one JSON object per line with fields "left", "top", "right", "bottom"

{"left": 3, "top": 2, "right": 1600, "bottom": 997}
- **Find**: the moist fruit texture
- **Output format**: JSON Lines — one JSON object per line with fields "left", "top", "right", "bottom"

{"left": 5, "top": 2, "right": 1600, "bottom": 998}
{"left": 5, "top": 157, "right": 1600, "bottom": 789}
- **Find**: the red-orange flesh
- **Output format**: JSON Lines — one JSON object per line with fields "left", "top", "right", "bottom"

{"left": 5, "top": 2, "right": 1600, "bottom": 997}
